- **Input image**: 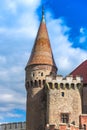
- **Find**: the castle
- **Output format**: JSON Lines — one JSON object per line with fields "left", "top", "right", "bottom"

{"left": 25, "top": 9, "right": 87, "bottom": 130}
{"left": 0, "top": 9, "right": 87, "bottom": 130}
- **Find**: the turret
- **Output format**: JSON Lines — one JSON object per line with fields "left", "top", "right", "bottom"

{"left": 25, "top": 8, "right": 57, "bottom": 130}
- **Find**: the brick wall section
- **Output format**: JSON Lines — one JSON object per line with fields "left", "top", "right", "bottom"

{"left": 69, "top": 124, "right": 79, "bottom": 130}
{"left": 46, "top": 124, "right": 79, "bottom": 130}
{"left": 59, "top": 123, "right": 67, "bottom": 130}
{"left": 79, "top": 114, "right": 87, "bottom": 130}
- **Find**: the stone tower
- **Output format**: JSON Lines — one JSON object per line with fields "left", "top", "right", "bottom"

{"left": 25, "top": 9, "right": 57, "bottom": 130}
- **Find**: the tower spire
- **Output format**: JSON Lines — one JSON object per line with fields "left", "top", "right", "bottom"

{"left": 26, "top": 7, "right": 57, "bottom": 73}
{"left": 42, "top": 5, "right": 45, "bottom": 22}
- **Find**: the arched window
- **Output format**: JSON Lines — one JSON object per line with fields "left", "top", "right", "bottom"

{"left": 41, "top": 72, "right": 43, "bottom": 76}
{"left": 61, "top": 92, "right": 64, "bottom": 97}
{"left": 39, "top": 80, "right": 41, "bottom": 87}
{"left": 83, "top": 124, "right": 86, "bottom": 130}
{"left": 71, "top": 83, "right": 75, "bottom": 89}
{"left": 35, "top": 80, "right": 38, "bottom": 87}
{"left": 77, "top": 83, "right": 81, "bottom": 89}
{"left": 65, "top": 83, "right": 69, "bottom": 89}
{"left": 31, "top": 81, "right": 33, "bottom": 87}
{"left": 43, "top": 80, "right": 46, "bottom": 86}
{"left": 55, "top": 83, "right": 58, "bottom": 89}
{"left": 60, "top": 83, "right": 64, "bottom": 89}
{"left": 49, "top": 82, "right": 53, "bottom": 89}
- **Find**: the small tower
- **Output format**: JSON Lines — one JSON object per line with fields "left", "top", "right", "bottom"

{"left": 25, "top": 8, "right": 57, "bottom": 130}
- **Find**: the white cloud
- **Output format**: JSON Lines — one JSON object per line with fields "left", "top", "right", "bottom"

{"left": 7, "top": 113, "right": 22, "bottom": 118}
{"left": 46, "top": 15, "right": 87, "bottom": 75}
{"left": 3, "top": 0, "right": 41, "bottom": 13}
{"left": 79, "top": 27, "right": 87, "bottom": 43}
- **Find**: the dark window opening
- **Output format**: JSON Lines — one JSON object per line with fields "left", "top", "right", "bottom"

{"left": 60, "top": 83, "right": 64, "bottom": 89}
{"left": 33, "top": 73, "right": 35, "bottom": 77}
{"left": 43, "top": 80, "right": 46, "bottom": 85}
{"left": 35, "top": 80, "right": 38, "bottom": 87}
{"left": 39, "top": 80, "right": 41, "bottom": 86}
{"left": 71, "top": 83, "right": 74, "bottom": 89}
{"left": 61, "top": 113, "right": 69, "bottom": 123}
{"left": 55, "top": 83, "right": 58, "bottom": 89}
{"left": 49, "top": 82, "right": 53, "bottom": 89}
{"left": 83, "top": 124, "right": 86, "bottom": 130}
{"left": 31, "top": 81, "right": 33, "bottom": 87}
{"left": 61, "top": 92, "right": 64, "bottom": 97}
{"left": 66, "top": 83, "right": 69, "bottom": 89}
{"left": 41, "top": 72, "right": 43, "bottom": 76}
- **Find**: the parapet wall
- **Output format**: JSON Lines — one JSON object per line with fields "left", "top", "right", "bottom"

{"left": 0, "top": 122, "right": 26, "bottom": 130}
{"left": 45, "top": 75, "right": 82, "bottom": 89}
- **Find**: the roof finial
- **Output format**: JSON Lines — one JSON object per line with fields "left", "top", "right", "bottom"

{"left": 42, "top": 5, "right": 45, "bottom": 22}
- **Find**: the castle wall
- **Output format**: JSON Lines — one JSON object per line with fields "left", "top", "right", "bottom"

{"left": 46, "top": 75, "right": 82, "bottom": 127}
{"left": 0, "top": 122, "right": 26, "bottom": 130}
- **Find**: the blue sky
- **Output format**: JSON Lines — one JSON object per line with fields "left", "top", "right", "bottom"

{"left": 0, "top": 0, "right": 87, "bottom": 123}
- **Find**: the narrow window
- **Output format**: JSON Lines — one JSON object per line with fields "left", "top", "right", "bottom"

{"left": 39, "top": 80, "right": 41, "bottom": 86}
{"left": 83, "top": 124, "right": 86, "bottom": 130}
{"left": 49, "top": 82, "right": 53, "bottom": 89}
{"left": 61, "top": 113, "right": 69, "bottom": 123}
{"left": 35, "top": 80, "right": 38, "bottom": 87}
{"left": 61, "top": 92, "right": 64, "bottom": 97}
{"left": 43, "top": 80, "right": 46, "bottom": 86}
{"left": 33, "top": 73, "right": 35, "bottom": 77}
{"left": 55, "top": 83, "right": 58, "bottom": 89}
{"left": 31, "top": 81, "right": 33, "bottom": 87}
{"left": 41, "top": 72, "right": 43, "bottom": 76}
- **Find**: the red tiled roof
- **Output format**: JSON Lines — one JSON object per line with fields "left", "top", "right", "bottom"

{"left": 26, "top": 12, "right": 57, "bottom": 70}
{"left": 70, "top": 60, "right": 87, "bottom": 83}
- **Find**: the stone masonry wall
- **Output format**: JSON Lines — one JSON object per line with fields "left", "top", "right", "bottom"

{"left": 25, "top": 65, "right": 54, "bottom": 130}
{"left": 46, "top": 75, "right": 82, "bottom": 128}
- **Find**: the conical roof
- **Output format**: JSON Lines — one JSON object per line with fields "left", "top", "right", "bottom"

{"left": 26, "top": 9, "right": 57, "bottom": 70}
{"left": 70, "top": 60, "right": 87, "bottom": 83}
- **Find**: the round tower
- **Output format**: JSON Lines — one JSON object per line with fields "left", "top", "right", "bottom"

{"left": 25, "top": 8, "right": 57, "bottom": 130}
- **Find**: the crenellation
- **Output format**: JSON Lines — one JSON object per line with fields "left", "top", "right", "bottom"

{"left": 0, "top": 122, "right": 26, "bottom": 130}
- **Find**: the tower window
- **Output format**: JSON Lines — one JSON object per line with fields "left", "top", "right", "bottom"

{"left": 61, "top": 92, "right": 64, "bottom": 97}
{"left": 35, "top": 80, "right": 38, "bottom": 87}
{"left": 39, "top": 80, "right": 41, "bottom": 86}
{"left": 33, "top": 73, "right": 35, "bottom": 77}
{"left": 83, "top": 124, "right": 86, "bottom": 130}
{"left": 43, "top": 80, "right": 46, "bottom": 85}
{"left": 41, "top": 72, "right": 43, "bottom": 76}
{"left": 61, "top": 113, "right": 69, "bottom": 123}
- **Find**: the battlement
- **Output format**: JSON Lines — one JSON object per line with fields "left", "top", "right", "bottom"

{"left": 45, "top": 75, "right": 82, "bottom": 90}
{"left": 0, "top": 122, "right": 26, "bottom": 130}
